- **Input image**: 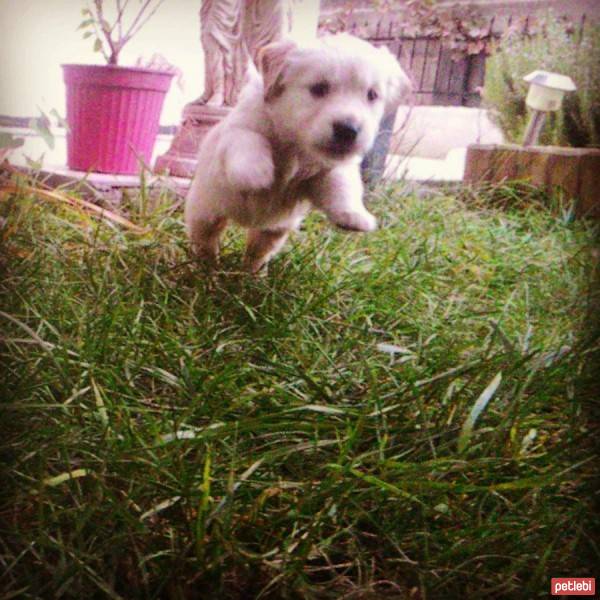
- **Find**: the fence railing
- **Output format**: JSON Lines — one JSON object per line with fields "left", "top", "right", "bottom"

{"left": 374, "top": 34, "right": 486, "bottom": 107}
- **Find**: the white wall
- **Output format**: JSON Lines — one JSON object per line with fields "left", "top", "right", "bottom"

{"left": 0, "top": 0, "right": 204, "bottom": 126}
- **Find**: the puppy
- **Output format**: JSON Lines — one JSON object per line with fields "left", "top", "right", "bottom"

{"left": 184, "top": 33, "right": 411, "bottom": 272}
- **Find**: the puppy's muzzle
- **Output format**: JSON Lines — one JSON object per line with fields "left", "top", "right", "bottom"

{"left": 327, "top": 119, "right": 361, "bottom": 156}
{"left": 333, "top": 120, "right": 360, "bottom": 144}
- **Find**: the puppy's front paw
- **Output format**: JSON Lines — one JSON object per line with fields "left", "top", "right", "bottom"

{"left": 227, "top": 156, "right": 275, "bottom": 192}
{"left": 330, "top": 210, "right": 377, "bottom": 232}
{"left": 191, "top": 245, "right": 219, "bottom": 268}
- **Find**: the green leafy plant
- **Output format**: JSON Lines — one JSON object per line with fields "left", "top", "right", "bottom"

{"left": 319, "top": 0, "right": 494, "bottom": 61}
{"left": 0, "top": 133, "right": 25, "bottom": 162}
{"left": 28, "top": 109, "right": 57, "bottom": 150}
{"left": 0, "top": 108, "right": 62, "bottom": 166}
{"left": 79, "top": 0, "right": 166, "bottom": 65}
{"left": 0, "top": 133, "right": 25, "bottom": 150}
{"left": 398, "top": 0, "right": 493, "bottom": 60}
{"left": 484, "top": 17, "right": 600, "bottom": 147}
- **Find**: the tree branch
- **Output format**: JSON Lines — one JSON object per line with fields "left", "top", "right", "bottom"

{"left": 114, "top": 0, "right": 131, "bottom": 39}
{"left": 93, "top": 0, "right": 118, "bottom": 64}
{"left": 124, "top": 0, "right": 166, "bottom": 42}
{"left": 114, "top": 0, "right": 123, "bottom": 38}
{"left": 89, "top": 0, "right": 164, "bottom": 65}
{"left": 123, "top": 0, "right": 152, "bottom": 40}
{"left": 88, "top": 0, "right": 111, "bottom": 63}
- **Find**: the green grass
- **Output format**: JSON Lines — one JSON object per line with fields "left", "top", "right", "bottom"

{"left": 1, "top": 178, "right": 598, "bottom": 599}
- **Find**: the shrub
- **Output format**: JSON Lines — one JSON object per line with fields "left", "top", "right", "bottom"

{"left": 484, "top": 17, "right": 600, "bottom": 147}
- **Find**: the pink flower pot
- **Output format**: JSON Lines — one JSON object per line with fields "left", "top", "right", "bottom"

{"left": 62, "top": 64, "right": 173, "bottom": 175}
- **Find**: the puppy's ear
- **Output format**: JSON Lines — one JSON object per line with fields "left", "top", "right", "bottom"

{"left": 257, "top": 39, "right": 297, "bottom": 102}
{"left": 378, "top": 45, "right": 412, "bottom": 113}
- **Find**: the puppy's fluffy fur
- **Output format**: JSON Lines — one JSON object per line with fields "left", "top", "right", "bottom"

{"left": 185, "top": 33, "right": 411, "bottom": 272}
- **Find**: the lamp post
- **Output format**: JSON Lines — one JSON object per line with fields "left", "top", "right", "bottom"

{"left": 521, "top": 70, "right": 576, "bottom": 147}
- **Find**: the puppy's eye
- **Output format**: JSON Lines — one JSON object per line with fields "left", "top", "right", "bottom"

{"left": 309, "top": 81, "right": 330, "bottom": 98}
{"left": 367, "top": 88, "right": 379, "bottom": 102}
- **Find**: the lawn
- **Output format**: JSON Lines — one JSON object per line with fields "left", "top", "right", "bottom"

{"left": 1, "top": 177, "right": 598, "bottom": 599}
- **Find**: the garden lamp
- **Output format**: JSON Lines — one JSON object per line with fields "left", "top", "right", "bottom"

{"left": 521, "top": 70, "right": 576, "bottom": 146}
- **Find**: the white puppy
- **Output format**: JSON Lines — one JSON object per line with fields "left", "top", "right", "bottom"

{"left": 184, "top": 33, "right": 411, "bottom": 272}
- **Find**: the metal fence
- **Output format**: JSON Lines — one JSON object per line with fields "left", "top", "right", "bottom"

{"left": 372, "top": 33, "right": 486, "bottom": 107}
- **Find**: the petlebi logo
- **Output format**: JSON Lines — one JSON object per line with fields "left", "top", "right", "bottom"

{"left": 551, "top": 578, "right": 595, "bottom": 596}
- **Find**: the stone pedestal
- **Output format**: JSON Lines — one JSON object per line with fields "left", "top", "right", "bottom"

{"left": 154, "top": 103, "right": 229, "bottom": 177}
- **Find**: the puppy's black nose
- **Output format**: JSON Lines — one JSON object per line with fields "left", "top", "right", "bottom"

{"left": 332, "top": 120, "right": 361, "bottom": 145}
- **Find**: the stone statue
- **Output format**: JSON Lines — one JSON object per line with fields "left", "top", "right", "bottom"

{"left": 196, "top": 0, "right": 245, "bottom": 106}
{"left": 243, "top": 0, "right": 292, "bottom": 64}
{"left": 195, "top": 0, "right": 291, "bottom": 107}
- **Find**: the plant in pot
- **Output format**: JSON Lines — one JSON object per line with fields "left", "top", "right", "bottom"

{"left": 63, "top": 1, "right": 174, "bottom": 175}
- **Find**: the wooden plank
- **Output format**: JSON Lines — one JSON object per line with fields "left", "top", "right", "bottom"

{"left": 464, "top": 143, "right": 600, "bottom": 217}
{"left": 578, "top": 153, "right": 600, "bottom": 217}
{"left": 464, "top": 53, "right": 486, "bottom": 107}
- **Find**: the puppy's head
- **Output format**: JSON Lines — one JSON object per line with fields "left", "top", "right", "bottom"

{"left": 257, "top": 33, "right": 411, "bottom": 165}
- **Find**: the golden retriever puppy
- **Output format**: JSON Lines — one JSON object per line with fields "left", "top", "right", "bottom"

{"left": 184, "top": 33, "right": 411, "bottom": 272}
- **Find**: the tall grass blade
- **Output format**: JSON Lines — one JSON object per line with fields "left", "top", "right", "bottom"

{"left": 458, "top": 372, "right": 502, "bottom": 453}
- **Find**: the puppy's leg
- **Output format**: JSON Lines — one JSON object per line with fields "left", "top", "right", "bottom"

{"left": 310, "top": 163, "right": 377, "bottom": 232}
{"left": 187, "top": 214, "right": 228, "bottom": 266}
{"left": 243, "top": 228, "right": 290, "bottom": 273}
{"left": 222, "top": 129, "right": 275, "bottom": 192}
